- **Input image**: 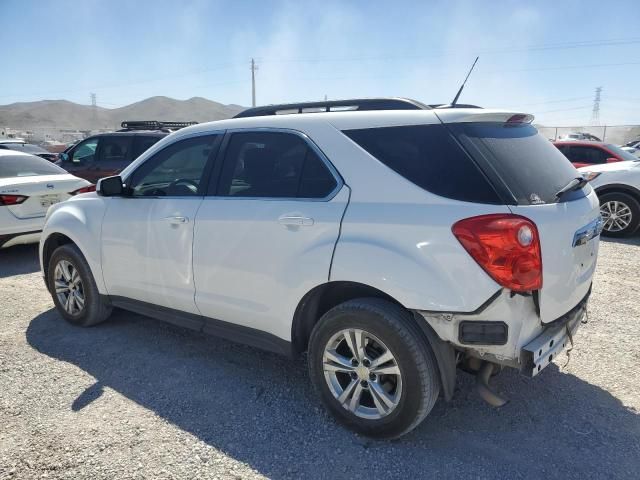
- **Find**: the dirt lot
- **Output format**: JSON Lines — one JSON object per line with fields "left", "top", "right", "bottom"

{"left": 1, "top": 238, "right": 639, "bottom": 479}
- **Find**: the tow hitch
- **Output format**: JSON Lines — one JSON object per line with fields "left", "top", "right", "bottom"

{"left": 475, "top": 362, "right": 508, "bottom": 407}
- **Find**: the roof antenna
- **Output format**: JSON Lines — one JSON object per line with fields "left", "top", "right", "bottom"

{"left": 448, "top": 56, "right": 479, "bottom": 107}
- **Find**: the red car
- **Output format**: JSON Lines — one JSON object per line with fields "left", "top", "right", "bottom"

{"left": 552, "top": 140, "right": 639, "bottom": 168}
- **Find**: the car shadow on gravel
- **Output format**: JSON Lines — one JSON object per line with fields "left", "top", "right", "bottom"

{"left": 600, "top": 234, "right": 640, "bottom": 246}
{"left": 0, "top": 244, "right": 40, "bottom": 278}
{"left": 27, "top": 308, "right": 640, "bottom": 479}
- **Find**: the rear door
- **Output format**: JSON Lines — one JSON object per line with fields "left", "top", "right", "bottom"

{"left": 93, "top": 135, "right": 133, "bottom": 180}
{"left": 192, "top": 129, "right": 347, "bottom": 340}
{"left": 449, "top": 121, "right": 601, "bottom": 322}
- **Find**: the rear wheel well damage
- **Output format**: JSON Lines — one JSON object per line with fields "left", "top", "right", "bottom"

{"left": 291, "top": 281, "right": 457, "bottom": 401}
{"left": 42, "top": 233, "right": 75, "bottom": 289}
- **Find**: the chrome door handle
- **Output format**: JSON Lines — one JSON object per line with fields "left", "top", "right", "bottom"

{"left": 164, "top": 216, "right": 189, "bottom": 225}
{"left": 278, "top": 215, "right": 314, "bottom": 226}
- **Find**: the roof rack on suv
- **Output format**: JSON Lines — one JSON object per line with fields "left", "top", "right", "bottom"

{"left": 118, "top": 120, "right": 198, "bottom": 132}
{"left": 233, "top": 98, "right": 432, "bottom": 118}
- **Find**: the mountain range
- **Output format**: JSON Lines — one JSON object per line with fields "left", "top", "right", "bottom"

{"left": 0, "top": 96, "right": 246, "bottom": 131}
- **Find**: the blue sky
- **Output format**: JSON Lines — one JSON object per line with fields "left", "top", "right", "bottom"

{"left": 2, "top": 0, "right": 640, "bottom": 125}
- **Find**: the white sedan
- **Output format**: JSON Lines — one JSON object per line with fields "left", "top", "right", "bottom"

{"left": 1, "top": 150, "right": 92, "bottom": 248}
{"left": 579, "top": 160, "right": 640, "bottom": 237}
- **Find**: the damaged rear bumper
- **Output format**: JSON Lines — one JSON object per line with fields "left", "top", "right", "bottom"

{"left": 520, "top": 293, "right": 588, "bottom": 377}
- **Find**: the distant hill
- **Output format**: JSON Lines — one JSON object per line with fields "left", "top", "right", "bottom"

{"left": 0, "top": 96, "right": 245, "bottom": 130}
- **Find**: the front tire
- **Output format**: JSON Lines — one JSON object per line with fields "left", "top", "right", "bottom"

{"left": 48, "top": 244, "right": 112, "bottom": 327}
{"left": 308, "top": 298, "right": 440, "bottom": 439}
{"left": 599, "top": 192, "right": 640, "bottom": 237}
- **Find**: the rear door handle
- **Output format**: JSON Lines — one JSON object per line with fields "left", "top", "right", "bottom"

{"left": 164, "top": 216, "right": 189, "bottom": 225}
{"left": 278, "top": 215, "right": 314, "bottom": 226}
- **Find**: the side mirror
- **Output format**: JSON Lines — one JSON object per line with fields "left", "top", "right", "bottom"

{"left": 59, "top": 152, "right": 69, "bottom": 162}
{"left": 606, "top": 157, "right": 619, "bottom": 164}
{"left": 97, "top": 176, "right": 124, "bottom": 197}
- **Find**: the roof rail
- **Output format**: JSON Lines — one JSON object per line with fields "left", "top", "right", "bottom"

{"left": 233, "top": 98, "right": 431, "bottom": 118}
{"left": 118, "top": 120, "right": 198, "bottom": 132}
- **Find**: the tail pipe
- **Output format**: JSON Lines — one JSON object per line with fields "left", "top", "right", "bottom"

{"left": 476, "top": 362, "right": 508, "bottom": 407}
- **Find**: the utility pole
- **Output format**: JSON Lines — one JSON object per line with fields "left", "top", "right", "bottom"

{"left": 90, "top": 93, "right": 97, "bottom": 127}
{"left": 590, "top": 86, "right": 602, "bottom": 126}
{"left": 250, "top": 58, "right": 258, "bottom": 107}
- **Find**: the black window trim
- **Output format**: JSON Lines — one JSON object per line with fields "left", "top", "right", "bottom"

{"left": 207, "top": 127, "right": 344, "bottom": 202}
{"left": 122, "top": 130, "right": 225, "bottom": 199}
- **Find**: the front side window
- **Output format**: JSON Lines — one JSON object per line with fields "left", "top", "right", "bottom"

{"left": 128, "top": 135, "right": 220, "bottom": 197}
{"left": 218, "top": 131, "right": 337, "bottom": 198}
{"left": 70, "top": 138, "right": 98, "bottom": 163}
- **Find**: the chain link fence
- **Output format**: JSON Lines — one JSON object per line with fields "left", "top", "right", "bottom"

{"left": 536, "top": 125, "right": 640, "bottom": 145}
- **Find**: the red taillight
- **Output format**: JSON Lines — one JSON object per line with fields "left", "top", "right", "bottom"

{"left": 0, "top": 194, "right": 28, "bottom": 206}
{"left": 70, "top": 184, "right": 96, "bottom": 195}
{"left": 452, "top": 214, "right": 542, "bottom": 292}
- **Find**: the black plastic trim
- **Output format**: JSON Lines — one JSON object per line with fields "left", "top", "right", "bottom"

{"left": 234, "top": 98, "right": 430, "bottom": 118}
{"left": 108, "top": 296, "right": 293, "bottom": 357}
{"left": 458, "top": 321, "right": 509, "bottom": 345}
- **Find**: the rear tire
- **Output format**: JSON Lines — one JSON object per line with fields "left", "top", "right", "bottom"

{"left": 599, "top": 192, "right": 640, "bottom": 237}
{"left": 308, "top": 298, "right": 440, "bottom": 439}
{"left": 48, "top": 244, "right": 112, "bottom": 327}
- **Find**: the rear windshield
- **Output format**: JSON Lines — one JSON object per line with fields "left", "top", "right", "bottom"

{"left": 449, "top": 122, "right": 582, "bottom": 205}
{"left": 0, "top": 154, "right": 66, "bottom": 179}
{"left": 0, "top": 143, "right": 49, "bottom": 154}
{"left": 605, "top": 144, "right": 639, "bottom": 161}
{"left": 343, "top": 124, "right": 501, "bottom": 204}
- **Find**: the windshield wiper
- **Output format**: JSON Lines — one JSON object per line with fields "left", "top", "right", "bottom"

{"left": 555, "top": 177, "right": 588, "bottom": 201}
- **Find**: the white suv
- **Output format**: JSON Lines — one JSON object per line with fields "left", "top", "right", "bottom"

{"left": 40, "top": 98, "right": 602, "bottom": 438}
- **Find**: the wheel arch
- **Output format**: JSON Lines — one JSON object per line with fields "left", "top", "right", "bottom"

{"left": 291, "top": 280, "right": 457, "bottom": 401}
{"left": 42, "top": 232, "right": 75, "bottom": 290}
{"left": 595, "top": 183, "right": 640, "bottom": 202}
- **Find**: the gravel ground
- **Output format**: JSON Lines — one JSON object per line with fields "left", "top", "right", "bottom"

{"left": 0, "top": 238, "right": 639, "bottom": 480}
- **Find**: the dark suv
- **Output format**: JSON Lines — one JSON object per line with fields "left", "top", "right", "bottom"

{"left": 56, "top": 121, "right": 196, "bottom": 182}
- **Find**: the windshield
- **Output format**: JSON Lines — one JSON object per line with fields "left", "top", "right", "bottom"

{"left": 605, "top": 144, "right": 639, "bottom": 161}
{"left": 0, "top": 154, "right": 67, "bottom": 179}
{"left": 450, "top": 122, "right": 583, "bottom": 205}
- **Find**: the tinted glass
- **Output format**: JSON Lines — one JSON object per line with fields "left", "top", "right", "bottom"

{"left": 565, "top": 146, "right": 608, "bottom": 164}
{"left": 97, "top": 136, "right": 131, "bottom": 162}
{"left": 219, "top": 131, "right": 337, "bottom": 198}
{"left": 132, "top": 135, "right": 162, "bottom": 159}
{"left": 70, "top": 138, "right": 98, "bottom": 163}
{"left": 451, "top": 123, "right": 581, "bottom": 205}
{"left": 0, "top": 154, "right": 66, "bottom": 178}
{"left": 128, "top": 135, "right": 218, "bottom": 197}
{"left": 344, "top": 124, "right": 500, "bottom": 204}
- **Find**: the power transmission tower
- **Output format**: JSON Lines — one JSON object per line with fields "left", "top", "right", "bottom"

{"left": 90, "top": 93, "right": 97, "bottom": 126}
{"left": 250, "top": 58, "right": 258, "bottom": 107}
{"left": 591, "top": 86, "right": 602, "bottom": 125}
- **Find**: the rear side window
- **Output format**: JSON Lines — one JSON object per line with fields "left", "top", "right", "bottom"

{"left": 343, "top": 124, "right": 500, "bottom": 204}
{"left": 97, "top": 136, "right": 131, "bottom": 162}
{"left": 218, "top": 131, "right": 337, "bottom": 199}
{"left": 0, "top": 154, "right": 66, "bottom": 178}
{"left": 132, "top": 135, "right": 162, "bottom": 159}
{"left": 450, "top": 123, "right": 581, "bottom": 205}
{"left": 562, "top": 146, "right": 609, "bottom": 164}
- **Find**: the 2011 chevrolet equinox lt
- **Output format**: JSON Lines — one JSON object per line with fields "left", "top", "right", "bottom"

{"left": 40, "top": 98, "right": 602, "bottom": 438}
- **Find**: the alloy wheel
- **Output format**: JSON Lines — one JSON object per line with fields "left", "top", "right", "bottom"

{"left": 322, "top": 328, "right": 402, "bottom": 420}
{"left": 54, "top": 260, "right": 85, "bottom": 315}
{"left": 601, "top": 200, "right": 632, "bottom": 233}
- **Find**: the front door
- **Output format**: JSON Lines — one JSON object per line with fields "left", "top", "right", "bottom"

{"left": 101, "top": 133, "right": 222, "bottom": 314}
{"left": 193, "top": 130, "right": 348, "bottom": 341}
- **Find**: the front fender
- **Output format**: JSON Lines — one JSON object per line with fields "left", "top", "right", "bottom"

{"left": 40, "top": 195, "right": 108, "bottom": 294}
